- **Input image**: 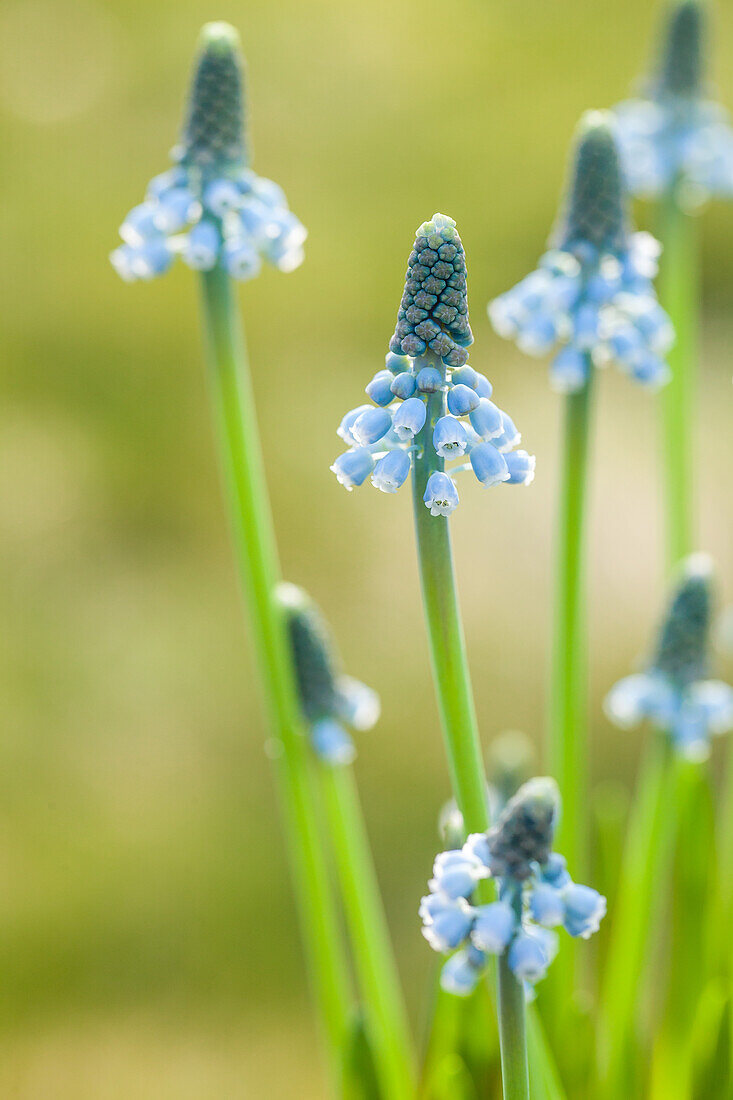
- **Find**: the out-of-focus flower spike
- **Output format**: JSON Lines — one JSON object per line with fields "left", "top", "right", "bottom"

{"left": 605, "top": 553, "right": 733, "bottom": 757}
{"left": 277, "top": 583, "right": 379, "bottom": 764}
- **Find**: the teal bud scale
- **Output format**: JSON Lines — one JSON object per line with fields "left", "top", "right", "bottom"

{"left": 277, "top": 584, "right": 380, "bottom": 765}
{"left": 420, "top": 777, "right": 606, "bottom": 996}
{"left": 332, "top": 214, "right": 535, "bottom": 516}
{"left": 605, "top": 554, "right": 733, "bottom": 760}
{"left": 111, "top": 23, "right": 306, "bottom": 283}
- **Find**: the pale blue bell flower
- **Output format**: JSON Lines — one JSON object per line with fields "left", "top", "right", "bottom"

{"left": 562, "top": 884, "right": 607, "bottom": 939}
{"left": 366, "top": 370, "right": 397, "bottom": 406}
{"left": 470, "top": 442, "right": 510, "bottom": 487}
{"left": 447, "top": 383, "right": 481, "bottom": 416}
{"left": 351, "top": 407, "right": 393, "bottom": 446}
{"left": 311, "top": 718, "right": 356, "bottom": 766}
{"left": 423, "top": 471, "right": 459, "bottom": 517}
{"left": 471, "top": 902, "right": 517, "bottom": 953}
{"left": 508, "top": 930, "right": 551, "bottom": 984}
{"left": 330, "top": 448, "right": 374, "bottom": 490}
{"left": 440, "top": 946, "right": 486, "bottom": 997}
{"left": 371, "top": 450, "right": 412, "bottom": 494}
{"left": 530, "top": 883, "right": 565, "bottom": 927}
{"left": 392, "top": 398, "right": 427, "bottom": 440}
{"left": 433, "top": 416, "right": 468, "bottom": 459}
{"left": 504, "top": 450, "right": 536, "bottom": 486}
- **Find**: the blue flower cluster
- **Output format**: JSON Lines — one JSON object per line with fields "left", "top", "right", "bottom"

{"left": 613, "top": 1, "right": 733, "bottom": 205}
{"left": 111, "top": 23, "right": 305, "bottom": 284}
{"left": 332, "top": 214, "right": 535, "bottom": 516}
{"left": 605, "top": 554, "right": 733, "bottom": 761}
{"left": 278, "top": 583, "right": 380, "bottom": 766}
{"left": 489, "top": 113, "right": 673, "bottom": 393}
{"left": 420, "top": 778, "right": 606, "bottom": 996}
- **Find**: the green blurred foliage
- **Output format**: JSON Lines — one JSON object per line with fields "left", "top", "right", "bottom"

{"left": 0, "top": 0, "right": 732, "bottom": 1094}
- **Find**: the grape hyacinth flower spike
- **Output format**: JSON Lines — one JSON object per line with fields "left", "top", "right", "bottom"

{"left": 111, "top": 23, "right": 306, "bottom": 283}
{"left": 420, "top": 777, "right": 606, "bottom": 996}
{"left": 613, "top": 0, "right": 733, "bottom": 206}
{"left": 605, "top": 554, "right": 733, "bottom": 761}
{"left": 278, "top": 583, "right": 380, "bottom": 766}
{"left": 489, "top": 112, "right": 674, "bottom": 392}
{"left": 332, "top": 213, "right": 535, "bottom": 515}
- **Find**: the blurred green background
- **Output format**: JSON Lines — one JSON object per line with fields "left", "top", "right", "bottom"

{"left": 1, "top": 0, "right": 732, "bottom": 1095}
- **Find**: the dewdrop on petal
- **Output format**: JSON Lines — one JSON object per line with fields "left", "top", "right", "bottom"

{"left": 277, "top": 584, "right": 379, "bottom": 765}
{"left": 489, "top": 113, "right": 673, "bottom": 393}
{"left": 420, "top": 776, "right": 605, "bottom": 995}
{"left": 605, "top": 554, "right": 733, "bottom": 759}
{"left": 111, "top": 23, "right": 306, "bottom": 284}
{"left": 331, "top": 214, "right": 535, "bottom": 514}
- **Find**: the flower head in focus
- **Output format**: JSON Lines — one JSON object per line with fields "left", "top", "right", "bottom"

{"left": 421, "top": 777, "right": 606, "bottom": 996}
{"left": 605, "top": 554, "right": 733, "bottom": 760}
{"left": 278, "top": 583, "right": 380, "bottom": 765}
{"left": 613, "top": 1, "right": 733, "bottom": 206}
{"left": 332, "top": 214, "right": 535, "bottom": 516}
{"left": 489, "top": 112, "right": 673, "bottom": 393}
{"left": 111, "top": 23, "right": 306, "bottom": 283}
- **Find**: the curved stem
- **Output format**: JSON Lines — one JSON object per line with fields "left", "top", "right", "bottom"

{"left": 549, "top": 373, "right": 594, "bottom": 874}
{"left": 199, "top": 265, "right": 352, "bottom": 1088}
{"left": 320, "top": 763, "right": 416, "bottom": 1099}
{"left": 658, "top": 190, "right": 698, "bottom": 569}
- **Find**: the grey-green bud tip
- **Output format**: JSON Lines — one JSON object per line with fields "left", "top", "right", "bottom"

{"left": 179, "top": 22, "right": 247, "bottom": 172}
{"left": 487, "top": 776, "right": 560, "bottom": 881}
{"left": 652, "top": 553, "right": 714, "bottom": 685}
{"left": 277, "top": 583, "right": 342, "bottom": 723}
{"left": 557, "top": 111, "right": 629, "bottom": 254}
{"left": 655, "top": 1, "right": 704, "bottom": 99}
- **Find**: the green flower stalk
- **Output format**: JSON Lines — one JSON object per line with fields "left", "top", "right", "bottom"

{"left": 599, "top": 555, "right": 733, "bottom": 1096}
{"left": 612, "top": 0, "right": 733, "bottom": 567}
{"left": 278, "top": 584, "right": 416, "bottom": 1097}
{"left": 111, "top": 24, "right": 351, "bottom": 1090}
{"left": 490, "top": 113, "right": 672, "bottom": 880}
{"left": 333, "top": 214, "right": 557, "bottom": 1100}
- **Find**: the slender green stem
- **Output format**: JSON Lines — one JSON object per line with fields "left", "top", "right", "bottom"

{"left": 320, "top": 763, "right": 416, "bottom": 1099}
{"left": 410, "top": 376, "right": 489, "bottom": 837}
{"left": 199, "top": 265, "right": 352, "bottom": 1086}
{"left": 497, "top": 895, "right": 530, "bottom": 1100}
{"left": 598, "top": 733, "right": 676, "bottom": 1098}
{"left": 549, "top": 372, "right": 594, "bottom": 874}
{"left": 658, "top": 189, "right": 698, "bottom": 569}
{"left": 411, "top": 357, "right": 531, "bottom": 1097}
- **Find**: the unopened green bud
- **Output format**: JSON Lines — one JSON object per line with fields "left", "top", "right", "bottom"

{"left": 277, "top": 583, "right": 341, "bottom": 722}
{"left": 652, "top": 553, "right": 713, "bottom": 685}
{"left": 487, "top": 777, "right": 560, "bottom": 881}
{"left": 556, "top": 112, "right": 629, "bottom": 253}
{"left": 179, "top": 22, "right": 248, "bottom": 172}
{"left": 654, "top": 1, "right": 704, "bottom": 99}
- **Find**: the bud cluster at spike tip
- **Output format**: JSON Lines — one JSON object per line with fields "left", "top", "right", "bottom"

{"left": 420, "top": 777, "right": 606, "bottom": 996}
{"left": 605, "top": 554, "right": 733, "bottom": 761}
{"left": 111, "top": 23, "right": 306, "bottom": 284}
{"left": 332, "top": 214, "right": 535, "bottom": 516}
{"left": 489, "top": 113, "right": 674, "bottom": 394}
{"left": 277, "top": 584, "right": 380, "bottom": 766}
{"left": 612, "top": 1, "right": 733, "bottom": 205}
